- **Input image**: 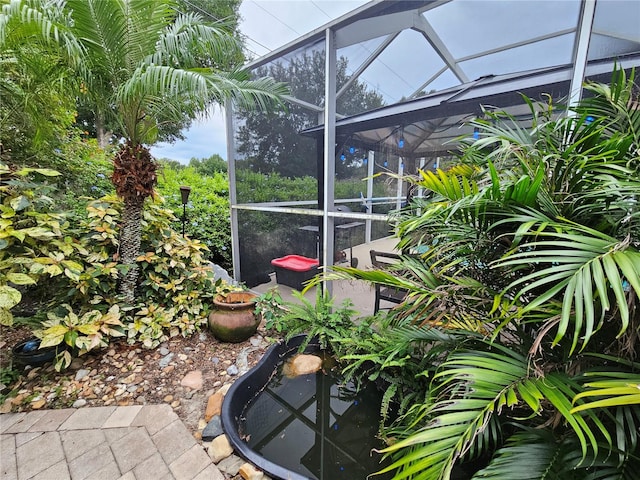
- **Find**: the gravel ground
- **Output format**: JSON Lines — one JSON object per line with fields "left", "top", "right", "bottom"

{"left": 0, "top": 322, "right": 275, "bottom": 435}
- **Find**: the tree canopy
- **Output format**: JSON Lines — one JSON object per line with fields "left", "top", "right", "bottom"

{"left": 235, "top": 50, "right": 385, "bottom": 178}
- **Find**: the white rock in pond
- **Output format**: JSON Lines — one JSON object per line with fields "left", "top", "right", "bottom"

{"left": 284, "top": 354, "right": 322, "bottom": 377}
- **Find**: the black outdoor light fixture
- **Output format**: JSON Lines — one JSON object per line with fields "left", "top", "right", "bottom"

{"left": 179, "top": 185, "right": 191, "bottom": 237}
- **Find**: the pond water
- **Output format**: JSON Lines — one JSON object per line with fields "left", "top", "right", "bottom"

{"left": 238, "top": 352, "right": 393, "bottom": 480}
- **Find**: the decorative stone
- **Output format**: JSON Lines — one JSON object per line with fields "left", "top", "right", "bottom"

{"left": 208, "top": 434, "right": 233, "bottom": 463}
{"left": 72, "top": 399, "right": 87, "bottom": 408}
{"left": 284, "top": 354, "right": 322, "bottom": 377}
{"left": 75, "top": 368, "right": 90, "bottom": 382}
{"left": 180, "top": 370, "right": 203, "bottom": 390}
{"left": 202, "top": 416, "right": 223, "bottom": 441}
{"left": 159, "top": 347, "right": 170, "bottom": 356}
{"left": 205, "top": 392, "right": 224, "bottom": 421}
{"left": 218, "top": 383, "right": 232, "bottom": 396}
{"left": 159, "top": 353, "right": 174, "bottom": 368}
{"left": 226, "top": 365, "right": 239, "bottom": 376}
{"left": 31, "top": 399, "right": 46, "bottom": 409}
{"left": 239, "top": 463, "right": 264, "bottom": 480}
{"left": 217, "top": 455, "right": 244, "bottom": 476}
{"left": 69, "top": 358, "right": 84, "bottom": 369}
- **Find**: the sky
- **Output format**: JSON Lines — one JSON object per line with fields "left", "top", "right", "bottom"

{"left": 150, "top": 0, "right": 368, "bottom": 163}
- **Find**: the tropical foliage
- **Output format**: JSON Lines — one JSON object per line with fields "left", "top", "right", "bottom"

{"left": 0, "top": 163, "right": 86, "bottom": 327}
{"left": 1, "top": 0, "right": 286, "bottom": 304}
{"left": 322, "top": 70, "right": 640, "bottom": 479}
{"left": 1, "top": 163, "right": 223, "bottom": 370}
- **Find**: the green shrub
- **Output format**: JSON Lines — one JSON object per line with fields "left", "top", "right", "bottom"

{"left": 65, "top": 195, "right": 220, "bottom": 349}
{"left": 2, "top": 164, "right": 225, "bottom": 368}
{"left": 156, "top": 163, "right": 232, "bottom": 270}
{"left": 0, "top": 162, "right": 87, "bottom": 326}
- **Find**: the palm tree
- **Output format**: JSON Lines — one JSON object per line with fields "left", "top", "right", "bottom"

{"left": 2, "top": 0, "right": 286, "bottom": 303}
{"left": 326, "top": 69, "right": 640, "bottom": 479}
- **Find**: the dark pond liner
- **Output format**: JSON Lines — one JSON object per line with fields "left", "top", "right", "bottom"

{"left": 12, "top": 336, "right": 62, "bottom": 367}
{"left": 221, "top": 335, "right": 321, "bottom": 480}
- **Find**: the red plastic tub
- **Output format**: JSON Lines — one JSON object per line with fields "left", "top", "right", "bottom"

{"left": 271, "top": 255, "right": 319, "bottom": 290}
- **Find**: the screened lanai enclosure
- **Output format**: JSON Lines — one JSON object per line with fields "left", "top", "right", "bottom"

{"left": 225, "top": 0, "right": 640, "bottom": 288}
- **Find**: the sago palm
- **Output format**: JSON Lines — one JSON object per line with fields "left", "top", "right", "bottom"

{"left": 2, "top": 0, "right": 286, "bottom": 303}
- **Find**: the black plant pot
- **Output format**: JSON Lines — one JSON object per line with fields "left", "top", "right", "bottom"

{"left": 12, "top": 337, "right": 60, "bottom": 367}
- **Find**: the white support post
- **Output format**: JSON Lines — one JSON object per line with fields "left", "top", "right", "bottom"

{"left": 568, "top": 0, "right": 596, "bottom": 109}
{"left": 365, "top": 150, "right": 374, "bottom": 243}
{"left": 396, "top": 157, "right": 404, "bottom": 210}
{"left": 226, "top": 100, "right": 241, "bottom": 282}
{"left": 322, "top": 28, "right": 337, "bottom": 296}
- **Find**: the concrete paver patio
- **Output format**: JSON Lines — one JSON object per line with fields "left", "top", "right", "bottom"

{"left": 0, "top": 405, "right": 223, "bottom": 480}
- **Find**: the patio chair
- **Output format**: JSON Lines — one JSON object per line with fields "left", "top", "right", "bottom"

{"left": 369, "top": 250, "right": 408, "bottom": 313}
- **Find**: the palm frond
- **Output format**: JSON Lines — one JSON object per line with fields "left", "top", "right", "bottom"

{"left": 572, "top": 374, "right": 640, "bottom": 412}
{"left": 472, "top": 429, "right": 567, "bottom": 480}
{"left": 376, "top": 347, "right": 529, "bottom": 480}
{"left": 493, "top": 215, "right": 640, "bottom": 351}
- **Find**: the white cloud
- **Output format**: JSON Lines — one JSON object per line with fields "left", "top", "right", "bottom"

{"left": 150, "top": 110, "right": 227, "bottom": 163}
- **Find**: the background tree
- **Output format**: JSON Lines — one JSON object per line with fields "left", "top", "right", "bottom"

{"left": 235, "top": 50, "right": 385, "bottom": 178}
{"left": 0, "top": 0, "right": 80, "bottom": 164}
{"left": 189, "top": 153, "right": 228, "bottom": 175}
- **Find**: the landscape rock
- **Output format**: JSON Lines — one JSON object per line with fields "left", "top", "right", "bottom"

{"left": 284, "top": 354, "right": 322, "bottom": 377}
{"left": 208, "top": 434, "right": 233, "bottom": 463}
{"left": 205, "top": 392, "right": 224, "bottom": 421}
{"left": 226, "top": 365, "right": 239, "bottom": 376}
{"left": 180, "top": 370, "right": 203, "bottom": 390}
{"left": 217, "top": 454, "right": 244, "bottom": 476}
{"left": 239, "top": 463, "right": 264, "bottom": 480}
{"left": 202, "top": 416, "right": 223, "bottom": 441}
{"left": 69, "top": 358, "right": 84, "bottom": 369}
{"left": 75, "top": 369, "right": 90, "bottom": 381}
{"left": 158, "top": 352, "right": 174, "bottom": 368}
{"left": 72, "top": 399, "right": 87, "bottom": 408}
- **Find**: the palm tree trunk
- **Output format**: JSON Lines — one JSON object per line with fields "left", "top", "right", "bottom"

{"left": 96, "top": 112, "right": 110, "bottom": 149}
{"left": 118, "top": 196, "right": 144, "bottom": 304}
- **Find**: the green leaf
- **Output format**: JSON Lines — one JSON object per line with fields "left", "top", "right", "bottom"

{"left": 0, "top": 285, "right": 22, "bottom": 309}
{"left": 0, "top": 308, "right": 14, "bottom": 326}
{"left": 10, "top": 195, "right": 30, "bottom": 212}
{"left": 39, "top": 325, "right": 67, "bottom": 347}
{"left": 6, "top": 273, "right": 37, "bottom": 285}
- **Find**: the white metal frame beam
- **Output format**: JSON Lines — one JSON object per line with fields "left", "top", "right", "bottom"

{"left": 413, "top": 15, "right": 469, "bottom": 83}
{"left": 568, "top": 0, "right": 597, "bottom": 108}
{"left": 322, "top": 28, "right": 337, "bottom": 296}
